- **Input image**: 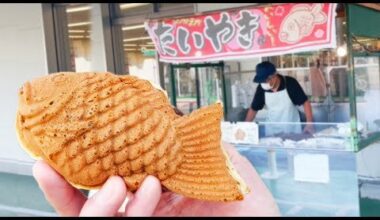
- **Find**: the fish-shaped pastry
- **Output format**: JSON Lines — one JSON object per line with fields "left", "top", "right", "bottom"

{"left": 279, "top": 3, "right": 327, "bottom": 44}
{"left": 15, "top": 72, "right": 249, "bottom": 202}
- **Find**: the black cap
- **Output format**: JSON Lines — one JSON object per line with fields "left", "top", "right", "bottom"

{"left": 253, "top": 61, "right": 277, "bottom": 83}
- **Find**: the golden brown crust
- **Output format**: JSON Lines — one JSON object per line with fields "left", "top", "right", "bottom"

{"left": 162, "top": 103, "right": 249, "bottom": 201}
{"left": 16, "top": 72, "right": 249, "bottom": 201}
{"left": 16, "top": 72, "right": 180, "bottom": 190}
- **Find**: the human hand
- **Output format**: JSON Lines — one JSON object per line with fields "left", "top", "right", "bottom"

{"left": 33, "top": 142, "right": 280, "bottom": 217}
{"left": 33, "top": 160, "right": 162, "bottom": 216}
{"left": 303, "top": 124, "right": 315, "bottom": 134}
{"left": 152, "top": 142, "right": 281, "bottom": 216}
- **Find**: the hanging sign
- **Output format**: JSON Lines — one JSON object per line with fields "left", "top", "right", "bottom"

{"left": 145, "top": 3, "right": 337, "bottom": 63}
{"left": 141, "top": 48, "right": 156, "bottom": 57}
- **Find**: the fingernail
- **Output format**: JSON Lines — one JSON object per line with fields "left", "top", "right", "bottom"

{"left": 125, "top": 176, "right": 161, "bottom": 216}
{"left": 140, "top": 176, "right": 160, "bottom": 195}
{"left": 96, "top": 176, "right": 120, "bottom": 201}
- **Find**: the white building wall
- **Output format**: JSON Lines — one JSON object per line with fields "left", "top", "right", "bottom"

{"left": 0, "top": 3, "right": 48, "bottom": 174}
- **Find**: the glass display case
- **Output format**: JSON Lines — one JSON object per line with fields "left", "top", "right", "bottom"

{"left": 346, "top": 4, "right": 380, "bottom": 151}
{"left": 222, "top": 122, "right": 359, "bottom": 216}
{"left": 238, "top": 145, "right": 359, "bottom": 216}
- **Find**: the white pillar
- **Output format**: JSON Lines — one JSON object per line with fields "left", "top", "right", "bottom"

{"left": 0, "top": 3, "right": 48, "bottom": 174}
{"left": 90, "top": 4, "right": 107, "bottom": 72}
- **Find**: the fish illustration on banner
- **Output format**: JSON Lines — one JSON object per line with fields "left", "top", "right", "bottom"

{"left": 279, "top": 4, "right": 327, "bottom": 44}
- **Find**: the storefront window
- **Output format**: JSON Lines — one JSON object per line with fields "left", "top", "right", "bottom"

{"left": 198, "top": 66, "right": 224, "bottom": 107}
{"left": 122, "top": 22, "right": 157, "bottom": 79}
{"left": 119, "top": 3, "right": 153, "bottom": 17}
{"left": 161, "top": 63, "right": 225, "bottom": 115}
{"left": 174, "top": 67, "right": 197, "bottom": 114}
{"left": 267, "top": 49, "right": 348, "bottom": 101}
{"left": 163, "top": 63, "right": 173, "bottom": 103}
{"left": 118, "top": 3, "right": 156, "bottom": 75}
{"left": 66, "top": 4, "right": 92, "bottom": 71}
{"left": 223, "top": 58, "right": 261, "bottom": 121}
{"left": 352, "top": 36, "right": 380, "bottom": 54}
{"left": 117, "top": 3, "right": 194, "bottom": 85}
{"left": 354, "top": 55, "right": 380, "bottom": 139}
{"left": 64, "top": 4, "right": 109, "bottom": 72}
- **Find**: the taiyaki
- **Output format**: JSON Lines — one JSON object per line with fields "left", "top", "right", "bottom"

{"left": 279, "top": 3, "right": 327, "bottom": 44}
{"left": 15, "top": 72, "right": 249, "bottom": 202}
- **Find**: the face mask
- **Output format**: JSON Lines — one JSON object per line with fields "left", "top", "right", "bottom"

{"left": 260, "top": 83, "right": 273, "bottom": 90}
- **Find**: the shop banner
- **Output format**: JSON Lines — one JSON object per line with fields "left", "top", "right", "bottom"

{"left": 145, "top": 3, "right": 337, "bottom": 63}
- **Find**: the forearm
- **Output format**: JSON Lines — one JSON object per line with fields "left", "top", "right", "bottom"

{"left": 245, "top": 108, "right": 257, "bottom": 122}
{"left": 303, "top": 100, "right": 313, "bottom": 123}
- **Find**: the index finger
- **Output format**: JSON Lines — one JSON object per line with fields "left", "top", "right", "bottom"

{"left": 33, "top": 160, "right": 87, "bottom": 216}
{"left": 124, "top": 175, "right": 162, "bottom": 216}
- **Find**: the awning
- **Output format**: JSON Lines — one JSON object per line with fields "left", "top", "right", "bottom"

{"left": 348, "top": 4, "right": 380, "bottom": 38}
{"left": 145, "top": 3, "right": 337, "bottom": 63}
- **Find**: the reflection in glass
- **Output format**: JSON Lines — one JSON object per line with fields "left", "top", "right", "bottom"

{"left": 66, "top": 4, "right": 92, "bottom": 71}
{"left": 121, "top": 20, "right": 157, "bottom": 80}
{"left": 354, "top": 56, "right": 380, "bottom": 139}
{"left": 163, "top": 64, "right": 173, "bottom": 103}
{"left": 353, "top": 37, "right": 380, "bottom": 54}
{"left": 175, "top": 68, "right": 196, "bottom": 115}
{"left": 119, "top": 3, "right": 152, "bottom": 16}
{"left": 198, "top": 66, "right": 223, "bottom": 107}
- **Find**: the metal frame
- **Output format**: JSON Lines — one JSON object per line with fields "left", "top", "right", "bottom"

{"left": 346, "top": 3, "right": 359, "bottom": 151}
{"left": 42, "top": 3, "right": 121, "bottom": 73}
{"left": 220, "top": 62, "right": 228, "bottom": 116}
{"left": 169, "top": 63, "right": 177, "bottom": 107}
{"left": 169, "top": 62, "right": 227, "bottom": 118}
{"left": 158, "top": 58, "right": 166, "bottom": 89}
{"left": 41, "top": 4, "right": 59, "bottom": 73}
{"left": 346, "top": 3, "right": 380, "bottom": 151}
{"left": 53, "top": 4, "right": 73, "bottom": 72}
{"left": 100, "top": 4, "right": 117, "bottom": 73}
{"left": 108, "top": 3, "right": 126, "bottom": 74}
{"left": 195, "top": 67, "right": 201, "bottom": 108}
{"left": 112, "top": 4, "right": 195, "bottom": 26}
{"left": 109, "top": 3, "right": 196, "bottom": 79}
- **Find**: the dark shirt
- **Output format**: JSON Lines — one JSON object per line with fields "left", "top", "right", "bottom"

{"left": 250, "top": 74, "right": 308, "bottom": 111}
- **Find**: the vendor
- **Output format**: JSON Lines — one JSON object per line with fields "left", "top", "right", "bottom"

{"left": 245, "top": 61, "right": 314, "bottom": 135}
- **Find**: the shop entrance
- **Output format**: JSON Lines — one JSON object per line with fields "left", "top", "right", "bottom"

{"left": 168, "top": 62, "right": 227, "bottom": 117}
